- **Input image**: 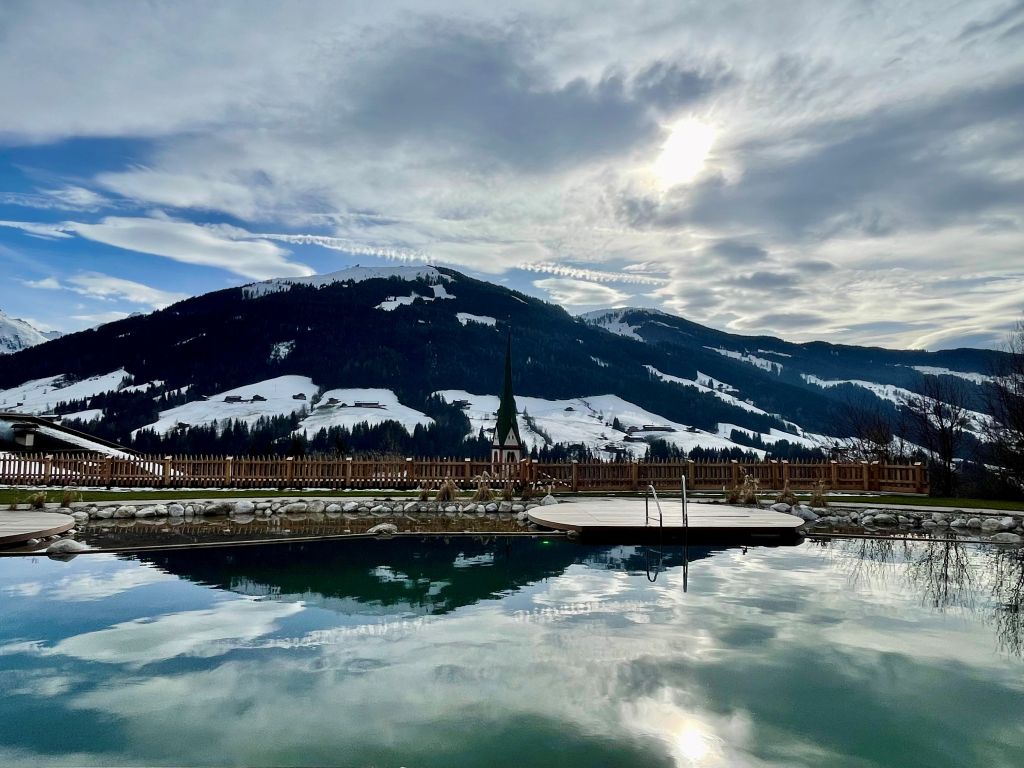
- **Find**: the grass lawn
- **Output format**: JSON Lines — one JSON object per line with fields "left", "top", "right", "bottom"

{"left": 572, "top": 490, "right": 1024, "bottom": 511}
{"left": 0, "top": 488, "right": 429, "bottom": 505}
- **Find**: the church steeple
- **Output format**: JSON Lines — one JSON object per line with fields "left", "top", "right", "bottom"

{"left": 492, "top": 333, "right": 522, "bottom": 466}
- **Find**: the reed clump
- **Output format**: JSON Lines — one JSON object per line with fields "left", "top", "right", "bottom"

{"left": 809, "top": 480, "right": 829, "bottom": 507}
{"left": 434, "top": 477, "right": 458, "bottom": 503}
{"left": 775, "top": 481, "right": 798, "bottom": 506}
{"left": 471, "top": 472, "right": 494, "bottom": 502}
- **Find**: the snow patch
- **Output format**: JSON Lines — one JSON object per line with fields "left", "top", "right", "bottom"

{"left": 269, "top": 341, "right": 295, "bottom": 362}
{"left": 590, "top": 356, "right": 609, "bottom": 368}
{"left": 59, "top": 409, "right": 103, "bottom": 422}
{"left": 646, "top": 365, "right": 767, "bottom": 415}
{"left": 243, "top": 266, "right": 450, "bottom": 298}
{"left": 456, "top": 313, "right": 496, "bottom": 327}
{"left": 376, "top": 286, "right": 455, "bottom": 312}
{"left": 581, "top": 310, "right": 644, "bottom": 341}
{"left": 706, "top": 347, "right": 783, "bottom": 373}
{"left": 907, "top": 366, "right": 992, "bottom": 384}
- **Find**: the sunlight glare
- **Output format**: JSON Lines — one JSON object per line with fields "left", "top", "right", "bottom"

{"left": 654, "top": 119, "right": 715, "bottom": 188}
{"left": 675, "top": 725, "right": 711, "bottom": 765}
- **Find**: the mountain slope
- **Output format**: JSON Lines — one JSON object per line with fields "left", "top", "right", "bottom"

{"left": 0, "top": 310, "right": 61, "bottom": 354}
{"left": 0, "top": 269, "right": 1010, "bottom": 457}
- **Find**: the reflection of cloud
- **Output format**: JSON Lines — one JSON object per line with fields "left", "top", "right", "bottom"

{"left": 52, "top": 599, "right": 302, "bottom": 668}
{"left": 49, "top": 566, "right": 174, "bottom": 602}
{"left": 3, "top": 543, "right": 1022, "bottom": 766}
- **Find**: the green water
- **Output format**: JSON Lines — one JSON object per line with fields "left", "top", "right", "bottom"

{"left": 0, "top": 538, "right": 1022, "bottom": 767}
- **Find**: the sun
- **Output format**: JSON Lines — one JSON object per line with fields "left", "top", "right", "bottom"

{"left": 653, "top": 118, "right": 716, "bottom": 188}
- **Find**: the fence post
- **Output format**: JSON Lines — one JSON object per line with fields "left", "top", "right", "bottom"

{"left": 43, "top": 454, "right": 53, "bottom": 485}
{"left": 730, "top": 459, "right": 740, "bottom": 487}
{"left": 571, "top": 460, "right": 579, "bottom": 493}
{"left": 914, "top": 462, "right": 926, "bottom": 494}
{"left": 161, "top": 456, "right": 172, "bottom": 487}
{"left": 830, "top": 460, "right": 838, "bottom": 490}
{"left": 224, "top": 456, "right": 233, "bottom": 488}
{"left": 686, "top": 459, "right": 695, "bottom": 490}
{"left": 101, "top": 455, "right": 113, "bottom": 488}
{"left": 285, "top": 456, "right": 295, "bottom": 488}
{"left": 630, "top": 461, "right": 639, "bottom": 492}
{"left": 344, "top": 456, "right": 353, "bottom": 489}
{"left": 406, "top": 457, "right": 414, "bottom": 489}
{"left": 861, "top": 461, "right": 870, "bottom": 491}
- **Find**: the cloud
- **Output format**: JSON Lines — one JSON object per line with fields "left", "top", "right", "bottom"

{"left": 0, "top": 2, "right": 1022, "bottom": 349}
{"left": 65, "top": 216, "right": 313, "bottom": 280}
{"left": 533, "top": 277, "right": 632, "bottom": 307}
{"left": 24, "top": 276, "right": 61, "bottom": 290}
{"left": 71, "top": 311, "right": 132, "bottom": 327}
{"left": 66, "top": 273, "right": 189, "bottom": 308}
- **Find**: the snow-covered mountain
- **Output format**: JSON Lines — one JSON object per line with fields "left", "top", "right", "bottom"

{"left": 0, "top": 310, "right": 61, "bottom": 355}
{"left": 0, "top": 269, "right": 1010, "bottom": 457}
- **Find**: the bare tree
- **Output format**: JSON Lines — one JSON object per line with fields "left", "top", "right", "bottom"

{"left": 903, "top": 375, "right": 973, "bottom": 496}
{"left": 839, "top": 396, "right": 916, "bottom": 462}
{"left": 984, "top": 320, "right": 1024, "bottom": 494}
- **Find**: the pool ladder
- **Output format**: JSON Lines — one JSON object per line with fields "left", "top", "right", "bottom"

{"left": 644, "top": 478, "right": 689, "bottom": 582}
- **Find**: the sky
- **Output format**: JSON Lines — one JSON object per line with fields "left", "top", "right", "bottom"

{"left": 0, "top": 0, "right": 1022, "bottom": 350}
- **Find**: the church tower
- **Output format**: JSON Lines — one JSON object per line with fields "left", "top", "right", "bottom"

{"left": 491, "top": 334, "right": 523, "bottom": 467}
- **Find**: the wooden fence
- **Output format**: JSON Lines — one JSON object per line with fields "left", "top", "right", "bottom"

{"left": 0, "top": 453, "right": 928, "bottom": 494}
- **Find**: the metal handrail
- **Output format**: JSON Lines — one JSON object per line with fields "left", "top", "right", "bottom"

{"left": 644, "top": 483, "right": 663, "bottom": 528}
{"left": 681, "top": 475, "right": 689, "bottom": 539}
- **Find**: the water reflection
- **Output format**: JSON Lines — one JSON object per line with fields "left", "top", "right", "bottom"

{"left": 823, "top": 536, "right": 1024, "bottom": 656}
{"left": 2, "top": 539, "right": 1023, "bottom": 767}
{"left": 134, "top": 538, "right": 710, "bottom": 616}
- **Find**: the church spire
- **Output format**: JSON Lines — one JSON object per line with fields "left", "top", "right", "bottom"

{"left": 492, "top": 332, "right": 522, "bottom": 464}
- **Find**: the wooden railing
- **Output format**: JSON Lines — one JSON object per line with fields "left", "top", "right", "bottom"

{"left": 0, "top": 453, "right": 929, "bottom": 494}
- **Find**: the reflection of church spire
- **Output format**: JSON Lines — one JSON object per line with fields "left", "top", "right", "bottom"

{"left": 492, "top": 332, "right": 522, "bottom": 465}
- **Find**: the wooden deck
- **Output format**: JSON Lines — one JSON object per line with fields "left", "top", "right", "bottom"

{"left": 528, "top": 499, "right": 804, "bottom": 543}
{"left": 0, "top": 511, "right": 75, "bottom": 546}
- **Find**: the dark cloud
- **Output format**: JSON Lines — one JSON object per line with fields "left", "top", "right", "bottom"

{"left": 791, "top": 259, "right": 836, "bottom": 273}
{"left": 725, "top": 271, "right": 799, "bottom": 289}
{"left": 744, "top": 311, "right": 830, "bottom": 329}
{"left": 346, "top": 27, "right": 724, "bottom": 172}
{"left": 957, "top": 1, "right": 1024, "bottom": 41}
{"left": 709, "top": 240, "right": 768, "bottom": 264}
{"left": 632, "top": 60, "right": 729, "bottom": 112}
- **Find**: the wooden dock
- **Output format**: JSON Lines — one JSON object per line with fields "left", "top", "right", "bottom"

{"left": 0, "top": 511, "right": 75, "bottom": 547}
{"left": 528, "top": 499, "right": 804, "bottom": 543}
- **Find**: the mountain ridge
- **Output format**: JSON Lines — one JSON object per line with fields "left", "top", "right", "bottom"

{"left": 0, "top": 266, "right": 1008, "bottom": 458}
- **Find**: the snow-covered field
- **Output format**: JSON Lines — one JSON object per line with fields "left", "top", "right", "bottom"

{"left": 908, "top": 365, "right": 992, "bottom": 384}
{"left": 715, "top": 423, "right": 825, "bottom": 449}
{"left": 436, "top": 390, "right": 759, "bottom": 458}
{"left": 0, "top": 369, "right": 130, "bottom": 412}
{"left": 59, "top": 408, "right": 103, "bottom": 422}
{"left": 297, "top": 389, "right": 432, "bottom": 433}
{"left": 801, "top": 374, "right": 993, "bottom": 435}
{"left": 646, "top": 365, "right": 767, "bottom": 415}
{"left": 135, "top": 376, "right": 319, "bottom": 435}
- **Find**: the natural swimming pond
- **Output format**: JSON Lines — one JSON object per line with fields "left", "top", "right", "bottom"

{"left": 1, "top": 537, "right": 1022, "bottom": 767}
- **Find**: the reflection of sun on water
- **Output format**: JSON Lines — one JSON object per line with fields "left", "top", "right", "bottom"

{"left": 653, "top": 118, "right": 715, "bottom": 188}
{"left": 675, "top": 725, "right": 710, "bottom": 763}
